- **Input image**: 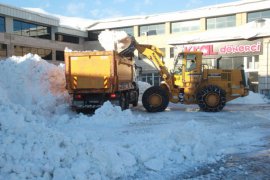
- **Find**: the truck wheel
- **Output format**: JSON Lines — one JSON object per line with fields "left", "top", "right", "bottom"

{"left": 119, "top": 93, "right": 129, "bottom": 110}
{"left": 196, "top": 85, "right": 226, "bottom": 112}
{"left": 132, "top": 89, "right": 139, "bottom": 107}
{"left": 142, "top": 86, "right": 169, "bottom": 112}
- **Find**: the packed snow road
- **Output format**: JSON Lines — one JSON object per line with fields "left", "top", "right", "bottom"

{"left": 0, "top": 55, "right": 270, "bottom": 179}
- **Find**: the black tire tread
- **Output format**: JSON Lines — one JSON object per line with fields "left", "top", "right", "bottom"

{"left": 142, "top": 86, "right": 169, "bottom": 112}
{"left": 196, "top": 85, "right": 226, "bottom": 112}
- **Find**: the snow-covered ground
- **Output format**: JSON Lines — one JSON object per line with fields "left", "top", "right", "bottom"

{"left": 0, "top": 55, "right": 270, "bottom": 179}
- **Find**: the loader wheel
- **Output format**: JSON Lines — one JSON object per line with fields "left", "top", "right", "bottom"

{"left": 196, "top": 85, "right": 226, "bottom": 112}
{"left": 142, "top": 86, "right": 169, "bottom": 112}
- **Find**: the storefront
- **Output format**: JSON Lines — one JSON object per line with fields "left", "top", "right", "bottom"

{"left": 176, "top": 39, "right": 262, "bottom": 92}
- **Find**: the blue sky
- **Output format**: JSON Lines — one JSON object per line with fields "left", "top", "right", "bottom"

{"left": 0, "top": 0, "right": 236, "bottom": 20}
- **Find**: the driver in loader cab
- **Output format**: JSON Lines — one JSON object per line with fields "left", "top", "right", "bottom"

{"left": 187, "top": 59, "right": 196, "bottom": 71}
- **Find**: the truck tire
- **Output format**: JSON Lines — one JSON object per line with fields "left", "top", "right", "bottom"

{"left": 142, "top": 86, "right": 169, "bottom": 112}
{"left": 132, "top": 89, "right": 139, "bottom": 107}
{"left": 196, "top": 85, "right": 226, "bottom": 112}
{"left": 119, "top": 93, "right": 129, "bottom": 110}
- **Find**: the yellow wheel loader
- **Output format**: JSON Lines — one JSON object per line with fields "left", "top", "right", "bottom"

{"left": 118, "top": 36, "right": 249, "bottom": 112}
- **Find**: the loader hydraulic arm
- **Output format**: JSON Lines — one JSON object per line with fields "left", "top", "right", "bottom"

{"left": 118, "top": 35, "right": 180, "bottom": 102}
{"left": 134, "top": 43, "right": 173, "bottom": 87}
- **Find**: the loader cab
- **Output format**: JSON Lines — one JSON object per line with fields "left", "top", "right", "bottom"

{"left": 173, "top": 51, "right": 203, "bottom": 87}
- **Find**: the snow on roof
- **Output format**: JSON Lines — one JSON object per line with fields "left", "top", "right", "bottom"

{"left": 168, "top": 18, "right": 270, "bottom": 45}
{"left": 24, "top": 8, "right": 94, "bottom": 31}
{"left": 0, "top": 3, "right": 58, "bottom": 21}
{"left": 87, "top": 0, "right": 270, "bottom": 30}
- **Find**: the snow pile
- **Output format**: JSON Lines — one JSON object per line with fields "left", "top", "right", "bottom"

{"left": 98, "top": 30, "right": 130, "bottom": 52}
{"left": 138, "top": 81, "right": 151, "bottom": 95}
{"left": 0, "top": 54, "right": 69, "bottom": 115}
{"left": 137, "top": 81, "right": 151, "bottom": 100}
{"left": 229, "top": 91, "right": 269, "bottom": 104}
{"left": 0, "top": 54, "right": 270, "bottom": 179}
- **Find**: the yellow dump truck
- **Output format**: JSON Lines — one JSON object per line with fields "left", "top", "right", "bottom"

{"left": 64, "top": 50, "right": 139, "bottom": 111}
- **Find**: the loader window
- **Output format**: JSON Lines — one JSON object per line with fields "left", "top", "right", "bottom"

{"left": 187, "top": 59, "right": 197, "bottom": 71}
{"left": 173, "top": 53, "right": 184, "bottom": 74}
{"left": 186, "top": 54, "right": 197, "bottom": 71}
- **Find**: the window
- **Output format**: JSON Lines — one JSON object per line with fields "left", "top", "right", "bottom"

{"left": 171, "top": 20, "right": 200, "bottom": 33}
{"left": 0, "top": 16, "right": 5, "bottom": 32}
{"left": 140, "top": 73, "right": 161, "bottom": 86}
{"left": 111, "top": 27, "right": 134, "bottom": 36}
{"left": 207, "top": 15, "right": 236, "bottom": 30}
{"left": 247, "top": 55, "right": 259, "bottom": 69}
{"left": 56, "top": 33, "right": 79, "bottom": 44}
{"left": 0, "top": 44, "right": 7, "bottom": 58}
{"left": 219, "top": 57, "right": 244, "bottom": 69}
{"left": 139, "top": 24, "right": 165, "bottom": 36}
{"left": 247, "top": 9, "right": 270, "bottom": 22}
{"left": 159, "top": 48, "right": 166, "bottom": 57}
{"left": 14, "top": 45, "right": 52, "bottom": 60}
{"left": 56, "top": 51, "right": 64, "bottom": 61}
{"left": 170, "top": 47, "right": 175, "bottom": 58}
{"left": 87, "top": 30, "right": 102, "bottom": 41}
{"left": 13, "top": 20, "right": 51, "bottom": 39}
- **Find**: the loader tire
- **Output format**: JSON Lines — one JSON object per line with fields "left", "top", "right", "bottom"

{"left": 196, "top": 85, "right": 226, "bottom": 112}
{"left": 142, "top": 86, "right": 169, "bottom": 112}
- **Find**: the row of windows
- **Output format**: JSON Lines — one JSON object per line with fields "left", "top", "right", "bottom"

{"left": 0, "top": 43, "right": 64, "bottom": 61}
{"left": 13, "top": 20, "right": 51, "bottom": 40}
{"left": 0, "top": 19, "right": 79, "bottom": 44}
{"left": 88, "top": 9, "right": 270, "bottom": 39}
{"left": 14, "top": 45, "right": 52, "bottom": 60}
{"left": 139, "top": 73, "right": 161, "bottom": 86}
{"left": 55, "top": 33, "right": 79, "bottom": 44}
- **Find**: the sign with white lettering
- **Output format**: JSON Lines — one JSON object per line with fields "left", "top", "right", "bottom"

{"left": 176, "top": 40, "right": 263, "bottom": 57}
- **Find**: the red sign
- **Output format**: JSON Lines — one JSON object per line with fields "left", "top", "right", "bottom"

{"left": 182, "top": 41, "right": 262, "bottom": 56}
{"left": 184, "top": 45, "right": 218, "bottom": 55}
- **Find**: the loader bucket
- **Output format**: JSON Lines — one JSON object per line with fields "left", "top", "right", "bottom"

{"left": 118, "top": 36, "right": 136, "bottom": 57}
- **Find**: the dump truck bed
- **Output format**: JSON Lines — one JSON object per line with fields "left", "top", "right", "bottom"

{"left": 65, "top": 51, "right": 135, "bottom": 94}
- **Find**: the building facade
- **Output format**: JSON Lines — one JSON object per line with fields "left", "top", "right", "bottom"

{"left": 0, "top": 3, "right": 88, "bottom": 64}
{"left": 0, "top": 1, "right": 270, "bottom": 96}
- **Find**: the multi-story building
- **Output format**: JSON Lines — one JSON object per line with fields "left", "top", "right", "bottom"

{"left": 0, "top": 3, "right": 87, "bottom": 64}
{"left": 0, "top": 0, "right": 270, "bottom": 96}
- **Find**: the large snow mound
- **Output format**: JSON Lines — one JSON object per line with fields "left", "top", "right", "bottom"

{"left": 0, "top": 54, "right": 69, "bottom": 115}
